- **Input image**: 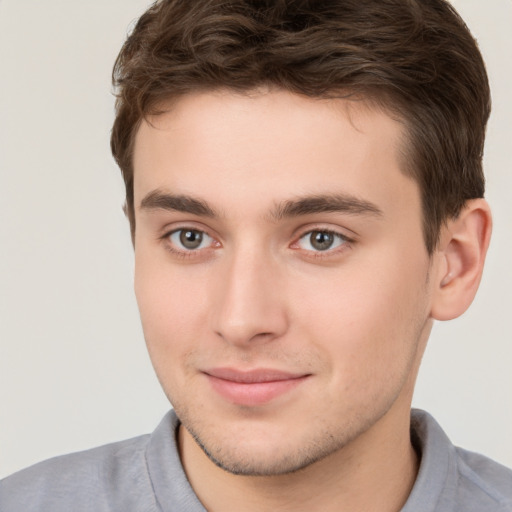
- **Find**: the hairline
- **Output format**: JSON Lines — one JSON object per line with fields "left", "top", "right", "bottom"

{"left": 123, "top": 85, "right": 444, "bottom": 254}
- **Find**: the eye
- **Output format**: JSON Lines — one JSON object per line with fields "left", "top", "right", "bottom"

{"left": 296, "top": 230, "right": 347, "bottom": 252}
{"left": 168, "top": 229, "right": 214, "bottom": 250}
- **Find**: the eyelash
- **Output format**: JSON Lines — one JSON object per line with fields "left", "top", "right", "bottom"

{"left": 292, "top": 228, "right": 353, "bottom": 259}
{"left": 160, "top": 227, "right": 219, "bottom": 260}
{"left": 160, "top": 227, "right": 354, "bottom": 260}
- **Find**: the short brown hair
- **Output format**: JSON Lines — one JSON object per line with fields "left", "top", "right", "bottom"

{"left": 111, "top": 0, "right": 490, "bottom": 253}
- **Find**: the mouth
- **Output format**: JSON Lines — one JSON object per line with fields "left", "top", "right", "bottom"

{"left": 203, "top": 368, "right": 310, "bottom": 406}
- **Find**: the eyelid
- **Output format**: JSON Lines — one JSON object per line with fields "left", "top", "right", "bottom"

{"left": 158, "top": 219, "right": 214, "bottom": 238}
{"left": 169, "top": 229, "right": 214, "bottom": 250}
{"left": 292, "top": 223, "right": 356, "bottom": 242}
{"left": 158, "top": 222, "right": 354, "bottom": 259}
{"left": 290, "top": 226, "right": 355, "bottom": 256}
{"left": 160, "top": 224, "right": 221, "bottom": 258}
{"left": 298, "top": 230, "right": 347, "bottom": 247}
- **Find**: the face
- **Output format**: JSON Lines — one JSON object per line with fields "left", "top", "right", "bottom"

{"left": 133, "top": 89, "right": 435, "bottom": 476}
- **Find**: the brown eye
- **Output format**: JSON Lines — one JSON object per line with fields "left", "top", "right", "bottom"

{"left": 310, "top": 231, "right": 335, "bottom": 251}
{"left": 179, "top": 229, "right": 203, "bottom": 249}
{"left": 168, "top": 229, "right": 212, "bottom": 250}
{"left": 296, "top": 230, "right": 347, "bottom": 252}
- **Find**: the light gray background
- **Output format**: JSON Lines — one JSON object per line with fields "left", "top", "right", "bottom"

{"left": 0, "top": 0, "right": 511, "bottom": 478}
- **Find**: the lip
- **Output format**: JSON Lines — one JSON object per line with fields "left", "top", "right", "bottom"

{"left": 203, "top": 368, "right": 310, "bottom": 406}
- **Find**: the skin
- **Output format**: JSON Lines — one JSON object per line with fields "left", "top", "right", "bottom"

{"left": 132, "top": 89, "right": 491, "bottom": 512}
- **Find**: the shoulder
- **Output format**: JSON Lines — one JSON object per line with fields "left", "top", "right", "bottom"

{"left": 0, "top": 434, "right": 157, "bottom": 512}
{"left": 454, "top": 447, "right": 512, "bottom": 511}
{"left": 405, "top": 409, "right": 512, "bottom": 512}
{"left": 0, "top": 410, "right": 202, "bottom": 512}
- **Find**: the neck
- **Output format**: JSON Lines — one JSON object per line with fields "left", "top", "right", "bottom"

{"left": 178, "top": 405, "right": 419, "bottom": 512}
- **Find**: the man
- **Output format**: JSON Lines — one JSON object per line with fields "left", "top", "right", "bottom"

{"left": 1, "top": 0, "right": 511, "bottom": 511}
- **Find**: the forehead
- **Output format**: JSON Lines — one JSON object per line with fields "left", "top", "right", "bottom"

{"left": 132, "top": 89, "right": 417, "bottom": 220}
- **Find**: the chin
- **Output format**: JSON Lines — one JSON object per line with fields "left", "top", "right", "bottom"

{"left": 191, "top": 427, "right": 342, "bottom": 476}
{"left": 180, "top": 408, "right": 361, "bottom": 477}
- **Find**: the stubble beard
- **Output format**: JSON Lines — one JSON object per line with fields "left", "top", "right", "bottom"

{"left": 185, "top": 421, "right": 348, "bottom": 476}
{"left": 166, "top": 304, "right": 429, "bottom": 477}
{"left": 174, "top": 395, "right": 401, "bottom": 477}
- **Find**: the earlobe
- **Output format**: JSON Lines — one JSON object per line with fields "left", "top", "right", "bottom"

{"left": 430, "top": 199, "right": 492, "bottom": 321}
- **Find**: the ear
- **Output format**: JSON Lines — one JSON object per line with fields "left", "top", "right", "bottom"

{"left": 430, "top": 199, "right": 492, "bottom": 321}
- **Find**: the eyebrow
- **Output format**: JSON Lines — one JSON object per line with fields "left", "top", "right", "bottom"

{"left": 139, "top": 190, "right": 383, "bottom": 220}
{"left": 269, "top": 194, "right": 383, "bottom": 221}
{"left": 140, "top": 190, "right": 218, "bottom": 217}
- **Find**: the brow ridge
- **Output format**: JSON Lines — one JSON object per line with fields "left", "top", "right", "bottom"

{"left": 140, "top": 190, "right": 382, "bottom": 221}
{"left": 140, "top": 190, "right": 217, "bottom": 217}
{"left": 270, "top": 194, "right": 383, "bottom": 220}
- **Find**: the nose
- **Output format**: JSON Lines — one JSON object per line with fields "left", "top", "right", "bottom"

{"left": 210, "top": 248, "right": 289, "bottom": 347}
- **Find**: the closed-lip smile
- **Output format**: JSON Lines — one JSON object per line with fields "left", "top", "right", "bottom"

{"left": 203, "top": 367, "right": 310, "bottom": 406}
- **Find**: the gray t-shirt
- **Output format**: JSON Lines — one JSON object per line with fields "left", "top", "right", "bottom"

{"left": 1, "top": 409, "right": 511, "bottom": 511}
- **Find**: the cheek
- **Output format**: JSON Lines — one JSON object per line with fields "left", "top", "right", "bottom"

{"left": 291, "top": 249, "right": 430, "bottom": 382}
{"left": 134, "top": 252, "right": 208, "bottom": 370}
